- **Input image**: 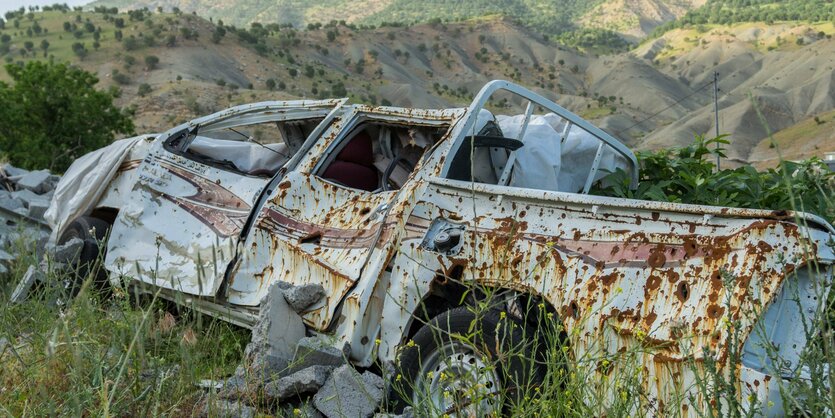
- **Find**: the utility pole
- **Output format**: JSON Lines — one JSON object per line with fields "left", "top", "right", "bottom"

{"left": 713, "top": 71, "right": 720, "bottom": 170}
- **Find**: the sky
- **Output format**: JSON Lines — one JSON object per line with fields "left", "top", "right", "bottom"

{"left": 0, "top": 0, "right": 90, "bottom": 17}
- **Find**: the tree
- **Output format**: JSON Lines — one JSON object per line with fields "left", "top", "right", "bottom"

{"left": 39, "top": 39, "right": 49, "bottom": 56}
{"left": 137, "top": 83, "right": 151, "bottom": 96}
{"left": 0, "top": 61, "right": 134, "bottom": 171}
{"left": 144, "top": 55, "right": 159, "bottom": 70}
{"left": 265, "top": 78, "right": 276, "bottom": 90}
{"left": 71, "top": 42, "right": 86, "bottom": 60}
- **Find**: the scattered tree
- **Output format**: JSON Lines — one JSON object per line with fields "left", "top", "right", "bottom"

{"left": 144, "top": 55, "right": 159, "bottom": 70}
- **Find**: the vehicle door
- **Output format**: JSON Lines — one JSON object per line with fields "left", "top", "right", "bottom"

{"left": 227, "top": 105, "right": 466, "bottom": 330}
{"left": 105, "top": 100, "right": 345, "bottom": 297}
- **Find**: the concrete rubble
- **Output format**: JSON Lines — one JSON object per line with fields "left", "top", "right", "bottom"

{"left": 201, "top": 281, "right": 390, "bottom": 417}
{"left": 0, "top": 163, "right": 58, "bottom": 275}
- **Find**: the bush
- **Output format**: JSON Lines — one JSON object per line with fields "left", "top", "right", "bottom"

{"left": 144, "top": 55, "right": 159, "bottom": 70}
{"left": 111, "top": 69, "right": 130, "bottom": 85}
{"left": 593, "top": 136, "right": 835, "bottom": 223}
{"left": 137, "top": 83, "right": 151, "bottom": 96}
{"left": 0, "top": 61, "right": 134, "bottom": 171}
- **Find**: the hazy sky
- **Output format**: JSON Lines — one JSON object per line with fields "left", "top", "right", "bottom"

{"left": 1, "top": 0, "right": 90, "bottom": 17}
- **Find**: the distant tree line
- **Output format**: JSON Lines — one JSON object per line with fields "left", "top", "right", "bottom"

{"left": 652, "top": 0, "right": 835, "bottom": 36}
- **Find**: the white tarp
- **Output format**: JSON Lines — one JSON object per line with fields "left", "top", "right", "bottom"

{"left": 44, "top": 135, "right": 151, "bottom": 244}
{"left": 497, "top": 113, "right": 629, "bottom": 193}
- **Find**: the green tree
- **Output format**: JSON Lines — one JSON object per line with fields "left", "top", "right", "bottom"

{"left": 265, "top": 78, "right": 276, "bottom": 90}
{"left": 144, "top": 55, "right": 159, "bottom": 70}
{"left": 39, "top": 39, "right": 49, "bottom": 56}
{"left": 0, "top": 61, "right": 134, "bottom": 171}
{"left": 137, "top": 83, "right": 151, "bottom": 97}
{"left": 71, "top": 42, "right": 86, "bottom": 60}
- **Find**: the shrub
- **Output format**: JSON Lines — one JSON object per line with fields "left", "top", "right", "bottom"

{"left": 144, "top": 55, "right": 159, "bottom": 70}
{"left": 111, "top": 69, "right": 130, "bottom": 85}
{"left": 0, "top": 61, "right": 134, "bottom": 171}
{"left": 593, "top": 135, "right": 835, "bottom": 223}
{"left": 137, "top": 83, "right": 151, "bottom": 96}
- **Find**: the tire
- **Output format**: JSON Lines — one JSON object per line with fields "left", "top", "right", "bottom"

{"left": 57, "top": 216, "right": 111, "bottom": 292}
{"left": 390, "top": 306, "right": 544, "bottom": 415}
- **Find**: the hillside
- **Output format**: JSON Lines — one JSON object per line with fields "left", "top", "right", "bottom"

{"left": 0, "top": 7, "right": 833, "bottom": 166}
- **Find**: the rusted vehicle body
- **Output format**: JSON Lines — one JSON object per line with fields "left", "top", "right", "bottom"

{"left": 51, "top": 81, "right": 835, "bottom": 416}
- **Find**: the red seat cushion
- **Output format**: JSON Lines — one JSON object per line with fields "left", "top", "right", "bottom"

{"left": 322, "top": 160, "right": 378, "bottom": 191}
{"left": 336, "top": 131, "right": 374, "bottom": 166}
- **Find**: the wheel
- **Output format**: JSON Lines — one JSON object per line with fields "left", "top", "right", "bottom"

{"left": 391, "top": 307, "right": 543, "bottom": 416}
{"left": 57, "top": 216, "right": 111, "bottom": 292}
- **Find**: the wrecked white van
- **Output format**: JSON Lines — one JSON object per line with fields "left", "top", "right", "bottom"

{"left": 46, "top": 81, "right": 835, "bottom": 416}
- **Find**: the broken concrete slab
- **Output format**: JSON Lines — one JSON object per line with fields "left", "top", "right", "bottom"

{"left": 264, "top": 365, "right": 333, "bottom": 402}
{"left": 10, "top": 265, "right": 42, "bottom": 303}
{"left": 27, "top": 200, "right": 50, "bottom": 220}
{"left": 202, "top": 398, "right": 256, "bottom": 418}
{"left": 0, "top": 191, "right": 24, "bottom": 212}
{"left": 283, "top": 283, "right": 326, "bottom": 313}
{"left": 51, "top": 238, "right": 83, "bottom": 263}
{"left": 10, "top": 190, "right": 49, "bottom": 209}
{"left": 291, "top": 336, "right": 349, "bottom": 373}
{"left": 0, "top": 163, "right": 28, "bottom": 178}
{"left": 313, "top": 365, "right": 384, "bottom": 418}
{"left": 15, "top": 170, "right": 52, "bottom": 194}
{"left": 240, "top": 282, "right": 305, "bottom": 381}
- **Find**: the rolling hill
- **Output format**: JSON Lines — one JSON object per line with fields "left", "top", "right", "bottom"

{"left": 0, "top": 5, "right": 833, "bottom": 167}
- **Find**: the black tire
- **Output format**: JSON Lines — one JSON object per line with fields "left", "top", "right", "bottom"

{"left": 390, "top": 306, "right": 544, "bottom": 415}
{"left": 57, "top": 216, "right": 111, "bottom": 291}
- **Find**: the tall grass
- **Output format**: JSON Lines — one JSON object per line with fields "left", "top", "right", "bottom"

{"left": 0, "top": 231, "right": 248, "bottom": 416}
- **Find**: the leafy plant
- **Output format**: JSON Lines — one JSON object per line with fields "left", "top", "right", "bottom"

{"left": 592, "top": 135, "right": 835, "bottom": 224}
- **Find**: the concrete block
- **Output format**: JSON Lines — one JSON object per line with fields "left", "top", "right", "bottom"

{"left": 10, "top": 265, "right": 42, "bottom": 303}
{"left": 283, "top": 283, "right": 326, "bottom": 313}
{"left": 264, "top": 365, "right": 333, "bottom": 401}
{"left": 314, "top": 365, "right": 384, "bottom": 418}
{"left": 27, "top": 200, "right": 50, "bottom": 220}
{"left": 15, "top": 170, "right": 52, "bottom": 194}
{"left": 241, "top": 282, "right": 306, "bottom": 382}
{"left": 291, "top": 336, "right": 349, "bottom": 373}
{"left": 52, "top": 238, "right": 83, "bottom": 263}
{"left": 203, "top": 399, "right": 256, "bottom": 418}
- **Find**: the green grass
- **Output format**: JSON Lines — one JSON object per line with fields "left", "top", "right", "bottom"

{"left": 0, "top": 232, "right": 248, "bottom": 416}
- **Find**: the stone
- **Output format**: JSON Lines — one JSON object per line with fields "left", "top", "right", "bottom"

{"left": 202, "top": 399, "right": 256, "bottom": 418}
{"left": 290, "top": 336, "right": 349, "bottom": 373}
{"left": 0, "top": 164, "right": 27, "bottom": 178}
{"left": 313, "top": 365, "right": 385, "bottom": 418}
{"left": 52, "top": 238, "right": 84, "bottom": 263}
{"left": 10, "top": 190, "right": 49, "bottom": 209}
{"left": 14, "top": 170, "right": 52, "bottom": 194}
{"left": 240, "top": 282, "right": 305, "bottom": 381}
{"left": 10, "top": 265, "right": 42, "bottom": 303}
{"left": 0, "top": 249, "right": 13, "bottom": 262}
{"left": 264, "top": 365, "right": 333, "bottom": 401}
{"left": 283, "top": 283, "right": 326, "bottom": 313}
{"left": 27, "top": 200, "right": 50, "bottom": 220}
{"left": 0, "top": 191, "right": 24, "bottom": 212}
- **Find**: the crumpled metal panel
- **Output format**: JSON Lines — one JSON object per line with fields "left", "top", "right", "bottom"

{"left": 375, "top": 177, "right": 832, "bottom": 415}
{"left": 106, "top": 148, "right": 265, "bottom": 295}
{"left": 227, "top": 106, "right": 466, "bottom": 333}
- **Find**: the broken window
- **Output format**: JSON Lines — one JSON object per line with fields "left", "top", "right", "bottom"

{"left": 315, "top": 119, "right": 447, "bottom": 192}
{"left": 164, "top": 117, "right": 325, "bottom": 178}
{"left": 443, "top": 86, "right": 636, "bottom": 194}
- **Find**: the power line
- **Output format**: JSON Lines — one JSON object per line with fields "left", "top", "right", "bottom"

{"left": 614, "top": 81, "right": 714, "bottom": 137}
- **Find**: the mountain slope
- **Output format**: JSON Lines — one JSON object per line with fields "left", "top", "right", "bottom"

{"left": 1, "top": 8, "right": 833, "bottom": 166}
